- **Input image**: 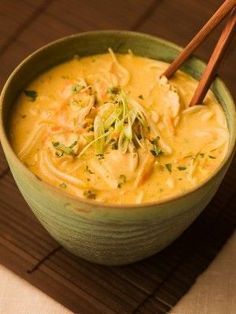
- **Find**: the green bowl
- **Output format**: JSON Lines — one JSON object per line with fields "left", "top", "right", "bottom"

{"left": 0, "top": 31, "right": 235, "bottom": 265}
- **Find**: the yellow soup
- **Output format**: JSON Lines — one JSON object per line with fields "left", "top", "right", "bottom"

{"left": 10, "top": 50, "right": 229, "bottom": 204}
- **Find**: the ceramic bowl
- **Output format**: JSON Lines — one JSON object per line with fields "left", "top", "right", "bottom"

{"left": 0, "top": 31, "right": 235, "bottom": 265}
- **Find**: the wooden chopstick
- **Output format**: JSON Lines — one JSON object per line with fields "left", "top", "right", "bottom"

{"left": 163, "top": 0, "right": 235, "bottom": 79}
{"left": 189, "top": 8, "right": 236, "bottom": 106}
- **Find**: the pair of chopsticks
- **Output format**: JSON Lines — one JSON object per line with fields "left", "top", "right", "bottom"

{"left": 162, "top": 0, "right": 236, "bottom": 107}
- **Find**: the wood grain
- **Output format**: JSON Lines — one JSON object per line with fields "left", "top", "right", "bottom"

{"left": 46, "top": 0, "right": 156, "bottom": 31}
{"left": 0, "top": 0, "right": 46, "bottom": 51}
{"left": 0, "top": 1, "right": 235, "bottom": 313}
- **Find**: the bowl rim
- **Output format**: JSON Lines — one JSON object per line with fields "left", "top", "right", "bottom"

{"left": 0, "top": 30, "right": 236, "bottom": 210}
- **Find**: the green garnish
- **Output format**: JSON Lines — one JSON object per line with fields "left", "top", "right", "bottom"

{"left": 83, "top": 190, "right": 96, "bottom": 199}
{"left": 71, "top": 83, "right": 85, "bottom": 93}
{"left": 85, "top": 165, "right": 94, "bottom": 174}
{"left": 98, "top": 90, "right": 150, "bottom": 154}
{"left": 94, "top": 115, "right": 106, "bottom": 155}
{"left": 192, "top": 153, "right": 205, "bottom": 161}
{"left": 209, "top": 155, "right": 216, "bottom": 159}
{"left": 52, "top": 141, "right": 78, "bottom": 157}
{"left": 178, "top": 166, "right": 187, "bottom": 171}
{"left": 150, "top": 147, "right": 162, "bottom": 157}
{"left": 117, "top": 174, "right": 126, "bottom": 188}
{"left": 150, "top": 137, "right": 163, "bottom": 157}
{"left": 24, "top": 90, "right": 37, "bottom": 102}
{"left": 88, "top": 126, "right": 94, "bottom": 132}
{"left": 165, "top": 163, "right": 172, "bottom": 173}
{"left": 107, "top": 86, "right": 120, "bottom": 95}
{"left": 52, "top": 141, "right": 60, "bottom": 147}
{"left": 150, "top": 137, "right": 159, "bottom": 145}
{"left": 75, "top": 88, "right": 162, "bottom": 159}
{"left": 59, "top": 182, "right": 67, "bottom": 189}
{"left": 96, "top": 153, "right": 105, "bottom": 160}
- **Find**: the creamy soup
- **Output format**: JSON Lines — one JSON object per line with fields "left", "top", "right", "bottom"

{"left": 10, "top": 50, "right": 229, "bottom": 204}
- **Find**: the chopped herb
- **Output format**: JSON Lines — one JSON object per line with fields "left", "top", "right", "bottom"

{"left": 209, "top": 155, "right": 216, "bottom": 159}
{"left": 69, "top": 141, "right": 78, "bottom": 148}
{"left": 24, "top": 90, "right": 38, "bottom": 102}
{"left": 165, "top": 163, "right": 172, "bottom": 173}
{"left": 85, "top": 165, "right": 94, "bottom": 174}
{"left": 117, "top": 174, "right": 126, "bottom": 188}
{"left": 71, "top": 83, "right": 84, "bottom": 93}
{"left": 52, "top": 141, "right": 78, "bottom": 157}
{"left": 150, "top": 136, "right": 160, "bottom": 145}
{"left": 107, "top": 86, "right": 120, "bottom": 94}
{"left": 150, "top": 137, "right": 162, "bottom": 157}
{"left": 56, "top": 151, "right": 64, "bottom": 157}
{"left": 52, "top": 141, "right": 60, "bottom": 147}
{"left": 88, "top": 126, "right": 94, "bottom": 132}
{"left": 75, "top": 88, "right": 164, "bottom": 159}
{"left": 59, "top": 182, "right": 67, "bottom": 189}
{"left": 178, "top": 166, "right": 187, "bottom": 171}
{"left": 138, "top": 95, "right": 144, "bottom": 100}
{"left": 193, "top": 152, "right": 204, "bottom": 160}
{"left": 83, "top": 190, "right": 96, "bottom": 199}
{"left": 96, "top": 153, "right": 104, "bottom": 160}
{"left": 150, "top": 147, "right": 162, "bottom": 157}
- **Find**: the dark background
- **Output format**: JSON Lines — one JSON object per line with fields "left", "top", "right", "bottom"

{"left": 0, "top": 1, "right": 235, "bottom": 313}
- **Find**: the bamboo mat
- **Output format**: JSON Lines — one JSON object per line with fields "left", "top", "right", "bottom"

{"left": 0, "top": 1, "right": 235, "bottom": 313}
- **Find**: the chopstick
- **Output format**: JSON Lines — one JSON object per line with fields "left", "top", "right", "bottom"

{"left": 163, "top": 0, "right": 235, "bottom": 79}
{"left": 189, "top": 8, "right": 236, "bottom": 106}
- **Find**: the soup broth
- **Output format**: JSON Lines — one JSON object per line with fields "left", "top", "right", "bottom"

{"left": 10, "top": 50, "right": 229, "bottom": 204}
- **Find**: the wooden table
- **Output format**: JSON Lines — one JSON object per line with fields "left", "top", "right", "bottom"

{"left": 0, "top": 1, "right": 235, "bottom": 313}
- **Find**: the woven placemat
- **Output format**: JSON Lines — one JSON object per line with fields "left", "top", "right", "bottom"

{"left": 0, "top": 148, "right": 235, "bottom": 313}
{"left": 0, "top": 1, "right": 235, "bottom": 313}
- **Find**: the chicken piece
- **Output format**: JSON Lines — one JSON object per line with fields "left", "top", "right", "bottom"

{"left": 89, "top": 149, "right": 139, "bottom": 189}
{"left": 134, "top": 150, "right": 155, "bottom": 187}
{"left": 105, "top": 149, "right": 139, "bottom": 180}
{"left": 61, "top": 78, "right": 87, "bottom": 100}
{"left": 158, "top": 75, "right": 182, "bottom": 133}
